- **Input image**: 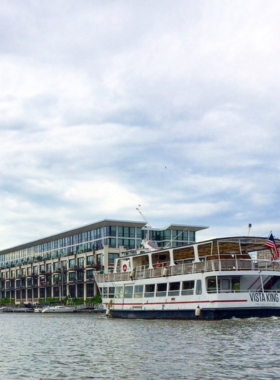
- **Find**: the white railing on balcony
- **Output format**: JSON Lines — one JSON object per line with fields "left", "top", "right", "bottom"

{"left": 94, "top": 259, "right": 280, "bottom": 283}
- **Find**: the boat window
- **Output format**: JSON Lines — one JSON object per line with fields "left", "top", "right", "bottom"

{"left": 196, "top": 280, "right": 202, "bottom": 295}
{"left": 156, "top": 283, "right": 167, "bottom": 297}
{"left": 144, "top": 284, "right": 155, "bottom": 297}
{"left": 207, "top": 277, "right": 217, "bottom": 293}
{"left": 182, "top": 280, "right": 194, "bottom": 295}
{"left": 115, "top": 286, "right": 124, "bottom": 298}
{"left": 232, "top": 277, "right": 240, "bottom": 292}
{"left": 134, "top": 285, "right": 143, "bottom": 298}
{"left": 102, "top": 287, "right": 108, "bottom": 297}
{"left": 222, "top": 279, "right": 230, "bottom": 291}
{"left": 124, "top": 286, "right": 133, "bottom": 298}
{"left": 168, "top": 282, "right": 180, "bottom": 296}
{"left": 108, "top": 287, "right": 115, "bottom": 298}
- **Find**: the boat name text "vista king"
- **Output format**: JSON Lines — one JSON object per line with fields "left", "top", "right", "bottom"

{"left": 249, "top": 292, "right": 279, "bottom": 303}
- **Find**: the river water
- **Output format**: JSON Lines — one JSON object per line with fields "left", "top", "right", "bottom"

{"left": 0, "top": 313, "right": 280, "bottom": 380}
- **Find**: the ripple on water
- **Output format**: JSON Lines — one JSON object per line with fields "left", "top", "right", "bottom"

{"left": 1, "top": 314, "right": 280, "bottom": 379}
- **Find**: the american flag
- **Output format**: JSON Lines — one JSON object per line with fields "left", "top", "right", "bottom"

{"left": 265, "top": 233, "right": 280, "bottom": 261}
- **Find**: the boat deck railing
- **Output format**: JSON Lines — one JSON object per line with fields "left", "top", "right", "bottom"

{"left": 94, "top": 259, "right": 280, "bottom": 283}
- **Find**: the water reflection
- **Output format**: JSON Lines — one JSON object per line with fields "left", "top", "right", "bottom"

{"left": 0, "top": 314, "right": 280, "bottom": 379}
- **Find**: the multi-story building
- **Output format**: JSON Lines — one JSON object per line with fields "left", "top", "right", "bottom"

{"left": 0, "top": 219, "right": 207, "bottom": 304}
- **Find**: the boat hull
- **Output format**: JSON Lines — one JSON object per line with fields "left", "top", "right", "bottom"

{"left": 109, "top": 307, "right": 280, "bottom": 320}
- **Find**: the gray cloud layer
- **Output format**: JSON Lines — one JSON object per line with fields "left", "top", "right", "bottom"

{"left": 0, "top": 0, "right": 280, "bottom": 248}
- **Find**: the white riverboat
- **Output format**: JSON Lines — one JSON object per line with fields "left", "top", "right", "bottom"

{"left": 94, "top": 235, "right": 280, "bottom": 319}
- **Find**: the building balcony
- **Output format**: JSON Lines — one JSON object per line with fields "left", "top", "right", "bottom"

{"left": 76, "top": 265, "right": 85, "bottom": 271}
{"left": 52, "top": 281, "right": 62, "bottom": 286}
{"left": 86, "top": 263, "right": 96, "bottom": 268}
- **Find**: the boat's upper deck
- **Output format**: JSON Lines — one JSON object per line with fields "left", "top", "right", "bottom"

{"left": 95, "top": 236, "right": 280, "bottom": 284}
{"left": 94, "top": 257, "right": 280, "bottom": 283}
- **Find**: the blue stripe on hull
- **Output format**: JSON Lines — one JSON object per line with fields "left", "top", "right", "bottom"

{"left": 110, "top": 308, "right": 280, "bottom": 320}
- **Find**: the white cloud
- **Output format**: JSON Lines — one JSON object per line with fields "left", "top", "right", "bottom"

{"left": 0, "top": 0, "right": 280, "bottom": 249}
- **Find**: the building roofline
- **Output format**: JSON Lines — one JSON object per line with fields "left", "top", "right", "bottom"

{"left": 0, "top": 219, "right": 208, "bottom": 255}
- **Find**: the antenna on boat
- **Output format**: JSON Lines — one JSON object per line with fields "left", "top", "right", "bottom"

{"left": 248, "top": 223, "right": 252, "bottom": 236}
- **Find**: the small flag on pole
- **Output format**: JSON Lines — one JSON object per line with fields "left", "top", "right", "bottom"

{"left": 265, "top": 233, "right": 280, "bottom": 261}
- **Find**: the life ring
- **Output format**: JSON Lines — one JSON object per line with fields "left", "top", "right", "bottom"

{"left": 123, "top": 264, "right": 127, "bottom": 272}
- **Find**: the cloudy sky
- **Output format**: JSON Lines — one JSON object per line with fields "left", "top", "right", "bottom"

{"left": 0, "top": 0, "right": 280, "bottom": 249}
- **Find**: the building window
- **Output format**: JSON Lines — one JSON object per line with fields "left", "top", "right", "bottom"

{"left": 78, "top": 258, "right": 84, "bottom": 267}
{"left": 53, "top": 287, "right": 59, "bottom": 297}
{"left": 77, "top": 284, "right": 83, "bottom": 298}
{"left": 86, "top": 283, "right": 94, "bottom": 298}
{"left": 53, "top": 262, "right": 60, "bottom": 271}
{"left": 87, "top": 256, "right": 94, "bottom": 265}
{"left": 69, "top": 272, "right": 76, "bottom": 281}
{"left": 108, "top": 253, "right": 119, "bottom": 265}
{"left": 109, "top": 239, "right": 116, "bottom": 248}
{"left": 118, "top": 239, "right": 135, "bottom": 249}
{"left": 40, "top": 265, "right": 45, "bottom": 273}
{"left": 189, "top": 231, "right": 195, "bottom": 242}
{"left": 87, "top": 270, "right": 93, "bottom": 279}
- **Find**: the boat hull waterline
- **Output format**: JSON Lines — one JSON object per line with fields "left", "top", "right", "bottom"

{"left": 109, "top": 307, "right": 280, "bottom": 319}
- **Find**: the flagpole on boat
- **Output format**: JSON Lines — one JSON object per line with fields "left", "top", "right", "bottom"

{"left": 248, "top": 224, "right": 252, "bottom": 236}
